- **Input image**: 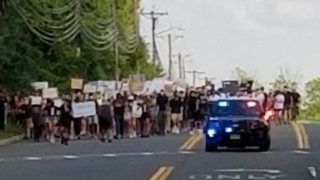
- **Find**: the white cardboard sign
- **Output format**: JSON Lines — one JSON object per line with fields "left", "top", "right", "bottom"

{"left": 72, "top": 101, "right": 96, "bottom": 118}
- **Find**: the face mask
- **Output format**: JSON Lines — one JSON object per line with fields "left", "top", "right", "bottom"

{"left": 160, "top": 92, "right": 165, "bottom": 95}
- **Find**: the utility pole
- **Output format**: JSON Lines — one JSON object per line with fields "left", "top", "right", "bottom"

{"left": 112, "top": 0, "right": 120, "bottom": 90}
{"left": 158, "top": 33, "right": 183, "bottom": 80}
{"left": 186, "top": 70, "right": 205, "bottom": 87}
{"left": 178, "top": 53, "right": 182, "bottom": 79}
{"left": 141, "top": 10, "right": 168, "bottom": 64}
{"left": 174, "top": 53, "right": 190, "bottom": 79}
{"left": 168, "top": 34, "right": 173, "bottom": 80}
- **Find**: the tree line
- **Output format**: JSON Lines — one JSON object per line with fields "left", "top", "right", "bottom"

{"left": 0, "top": 0, "right": 162, "bottom": 93}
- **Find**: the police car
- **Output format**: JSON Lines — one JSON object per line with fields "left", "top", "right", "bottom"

{"left": 204, "top": 96, "right": 270, "bottom": 152}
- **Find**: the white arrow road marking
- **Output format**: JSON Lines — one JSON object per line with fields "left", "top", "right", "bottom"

{"left": 214, "top": 169, "right": 281, "bottom": 174}
{"left": 308, "top": 167, "right": 317, "bottom": 178}
{"left": 189, "top": 174, "right": 212, "bottom": 179}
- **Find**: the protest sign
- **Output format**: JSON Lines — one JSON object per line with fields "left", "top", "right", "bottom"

{"left": 72, "top": 101, "right": 96, "bottom": 118}
{"left": 42, "top": 88, "right": 58, "bottom": 99}
{"left": 71, "top": 78, "right": 83, "bottom": 89}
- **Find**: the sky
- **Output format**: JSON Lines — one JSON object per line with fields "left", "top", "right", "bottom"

{"left": 139, "top": 0, "right": 320, "bottom": 89}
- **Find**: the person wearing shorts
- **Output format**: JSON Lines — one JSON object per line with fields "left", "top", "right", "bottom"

{"left": 170, "top": 93, "right": 183, "bottom": 134}
{"left": 273, "top": 91, "right": 285, "bottom": 125}
{"left": 87, "top": 93, "right": 99, "bottom": 138}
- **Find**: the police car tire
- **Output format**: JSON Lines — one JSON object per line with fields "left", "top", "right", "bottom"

{"left": 205, "top": 144, "right": 218, "bottom": 152}
{"left": 259, "top": 139, "right": 270, "bottom": 151}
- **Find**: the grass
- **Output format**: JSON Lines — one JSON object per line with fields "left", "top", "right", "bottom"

{"left": 0, "top": 123, "right": 22, "bottom": 140}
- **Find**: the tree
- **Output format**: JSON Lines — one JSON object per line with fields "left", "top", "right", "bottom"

{"left": 0, "top": 0, "right": 162, "bottom": 93}
{"left": 271, "top": 67, "right": 301, "bottom": 90}
{"left": 231, "top": 67, "right": 255, "bottom": 82}
{"left": 300, "top": 77, "right": 320, "bottom": 120}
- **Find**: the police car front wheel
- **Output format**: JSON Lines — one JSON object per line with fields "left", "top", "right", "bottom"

{"left": 258, "top": 139, "right": 270, "bottom": 151}
{"left": 205, "top": 143, "right": 218, "bottom": 152}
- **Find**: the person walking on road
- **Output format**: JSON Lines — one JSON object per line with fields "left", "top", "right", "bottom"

{"left": 59, "top": 98, "right": 72, "bottom": 145}
{"left": 156, "top": 90, "right": 168, "bottom": 136}
{"left": 98, "top": 99, "right": 113, "bottom": 143}
{"left": 113, "top": 93, "right": 125, "bottom": 139}
{"left": 169, "top": 92, "right": 183, "bottom": 134}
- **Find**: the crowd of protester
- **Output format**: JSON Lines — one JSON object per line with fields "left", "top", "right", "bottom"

{"left": 0, "top": 83, "right": 301, "bottom": 146}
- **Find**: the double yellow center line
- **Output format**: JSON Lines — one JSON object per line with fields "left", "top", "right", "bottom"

{"left": 179, "top": 133, "right": 202, "bottom": 150}
{"left": 149, "top": 166, "right": 175, "bottom": 180}
{"left": 291, "top": 121, "right": 310, "bottom": 149}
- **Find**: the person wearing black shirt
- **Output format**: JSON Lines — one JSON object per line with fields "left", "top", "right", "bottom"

{"left": 113, "top": 93, "right": 125, "bottom": 139}
{"left": 30, "top": 92, "right": 43, "bottom": 142}
{"left": 291, "top": 89, "right": 301, "bottom": 121}
{"left": 140, "top": 96, "right": 151, "bottom": 138}
{"left": 98, "top": 99, "right": 113, "bottom": 142}
{"left": 170, "top": 93, "right": 183, "bottom": 134}
{"left": 187, "top": 91, "right": 198, "bottom": 133}
{"left": 283, "top": 86, "right": 292, "bottom": 124}
{"left": 156, "top": 90, "right": 168, "bottom": 135}
{"left": 20, "top": 97, "right": 33, "bottom": 139}
{"left": 59, "top": 99, "right": 72, "bottom": 145}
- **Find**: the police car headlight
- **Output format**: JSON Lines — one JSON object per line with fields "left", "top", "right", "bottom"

{"left": 207, "top": 129, "right": 216, "bottom": 137}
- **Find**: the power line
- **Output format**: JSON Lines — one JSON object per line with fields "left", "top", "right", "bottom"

{"left": 141, "top": 10, "right": 168, "bottom": 64}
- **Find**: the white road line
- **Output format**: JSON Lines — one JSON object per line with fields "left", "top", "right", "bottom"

{"left": 308, "top": 167, "right": 317, "bottom": 178}
{"left": 62, "top": 155, "right": 79, "bottom": 159}
{"left": 178, "top": 150, "right": 195, "bottom": 154}
{"left": 214, "top": 169, "right": 281, "bottom": 174}
{"left": 25, "top": 157, "right": 42, "bottom": 161}
{"left": 293, "top": 150, "right": 311, "bottom": 154}
{"left": 140, "top": 152, "right": 154, "bottom": 155}
{"left": 102, "top": 153, "right": 118, "bottom": 157}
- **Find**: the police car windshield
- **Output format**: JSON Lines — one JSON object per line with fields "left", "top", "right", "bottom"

{"left": 209, "top": 100, "right": 261, "bottom": 117}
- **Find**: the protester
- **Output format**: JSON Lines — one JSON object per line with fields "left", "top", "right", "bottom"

{"left": 169, "top": 92, "right": 183, "bottom": 134}
{"left": 156, "top": 90, "right": 168, "bottom": 135}
{"left": 59, "top": 98, "right": 72, "bottom": 145}
{"left": 113, "top": 93, "right": 125, "bottom": 139}
{"left": 44, "top": 99, "right": 57, "bottom": 143}
{"left": 98, "top": 99, "right": 113, "bottom": 142}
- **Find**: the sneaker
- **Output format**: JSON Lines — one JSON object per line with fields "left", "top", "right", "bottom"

{"left": 189, "top": 130, "right": 194, "bottom": 135}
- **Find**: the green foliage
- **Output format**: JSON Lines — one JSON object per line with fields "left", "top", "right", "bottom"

{"left": 300, "top": 78, "right": 320, "bottom": 120}
{"left": 271, "top": 68, "right": 299, "bottom": 91}
{"left": 232, "top": 67, "right": 254, "bottom": 82}
{"left": 0, "top": 0, "right": 162, "bottom": 93}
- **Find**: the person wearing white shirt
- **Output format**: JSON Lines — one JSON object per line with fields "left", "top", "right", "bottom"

{"left": 273, "top": 91, "right": 285, "bottom": 125}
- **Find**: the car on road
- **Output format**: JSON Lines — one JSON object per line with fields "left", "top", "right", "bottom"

{"left": 204, "top": 97, "right": 270, "bottom": 152}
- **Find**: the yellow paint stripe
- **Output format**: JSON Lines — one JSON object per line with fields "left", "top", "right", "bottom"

{"left": 291, "top": 121, "right": 304, "bottom": 149}
{"left": 149, "top": 167, "right": 168, "bottom": 180}
{"left": 180, "top": 134, "right": 197, "bottom": 150}
{"left": 158, "top": 167, "right": 175, "bottom": 180}
{"left": 297, "top": 122, "right": 310, "bottom": 149}
{"left": 185, "top": 134, "right": 202, "bottom": 150}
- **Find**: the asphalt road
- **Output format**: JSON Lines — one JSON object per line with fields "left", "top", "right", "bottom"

{"left": 0, "top": 121, "right": 318, "bottom": 180}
